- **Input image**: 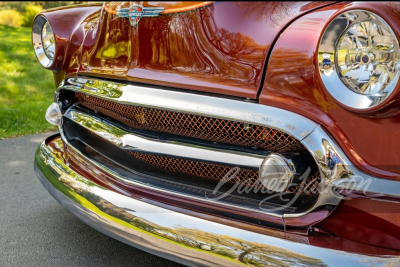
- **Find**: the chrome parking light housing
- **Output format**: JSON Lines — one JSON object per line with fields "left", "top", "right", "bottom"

{"left": 258, "top": 154, "right": 296, "bottom": 192}
{"left": 318, "top": 10, "right": 400, "bottom": 110}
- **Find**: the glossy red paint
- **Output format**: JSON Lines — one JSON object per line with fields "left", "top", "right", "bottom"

{"left": 284, "top": 209, "right": 331, "bottom": 229}
{"left": 37, "top": 3, "right": 103, "bottom": 85}
{"left": 307, "top": 233, "right": 400, "bottom": 256}
{"left": 80, "top": 5, "right": 131, "bottom": 79}
{"left": 259, "top": 2, "right": 400, "bottom": 178}
{"left": 78, "top": 2, "right": 334, "bottom": 99}
{"left": 316, "top": 197, "right": 400, "bottom": 251}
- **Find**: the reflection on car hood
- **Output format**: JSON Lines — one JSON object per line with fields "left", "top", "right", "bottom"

{"left": 79, "top": 1, "right": 335, "bottom": 99}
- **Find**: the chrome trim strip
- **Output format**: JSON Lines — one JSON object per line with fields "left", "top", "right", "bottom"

{"left": 116, "top": 6, "right": 164, "bottom": 18}
{"left": 34, "top": 138, "right": 400, "bottom": 265}
{"left": 305, "top": 126, "right": 400, "bottom": 199}
{"left": 61, "top": 77, "right": 318, "bottom": 141}
{"left": 64, "top": 107, "right": 266, "bottom": 168}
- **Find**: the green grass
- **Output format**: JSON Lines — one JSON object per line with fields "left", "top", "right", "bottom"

{"left": 0, "top": 24, "right": 56, "bottom": 138}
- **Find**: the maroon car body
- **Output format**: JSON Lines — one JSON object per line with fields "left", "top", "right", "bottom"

{"left": 33, "top": 2, "right": 400, "bottom": 266}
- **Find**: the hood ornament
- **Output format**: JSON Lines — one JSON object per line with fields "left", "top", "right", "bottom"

{"left": 116, "top": 3, "right": 164, "bottom": 27}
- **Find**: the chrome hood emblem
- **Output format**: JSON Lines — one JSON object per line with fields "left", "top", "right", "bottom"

{"left": 116, "top": 3, "right": 164, "bottom": 27}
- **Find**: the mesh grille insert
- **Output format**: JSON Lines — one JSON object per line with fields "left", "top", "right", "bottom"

{"left": 128, "top": 151, "right": 320, "bottom": 195}
{"left": 75, "top": 92, "right": 306, "bottom": 153}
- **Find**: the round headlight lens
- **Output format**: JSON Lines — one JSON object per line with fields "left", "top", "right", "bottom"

{"left": 32, "top": 16, "right": 55, "bottom": 68}
{"left": 337, "top": 20, "right": 398, "bottom": 95}
{"left": 42, "top": 22, "right": 55, "bottom": 60}
{"left": 318, "top": 10, "right": 400, "bottom": 110}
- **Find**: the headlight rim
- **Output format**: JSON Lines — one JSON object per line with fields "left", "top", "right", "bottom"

{"left": 317, "top": 9, "right": 400, "bottom": 112}
{"left": 32, "top": 15, "right": 56, "bottom": 68}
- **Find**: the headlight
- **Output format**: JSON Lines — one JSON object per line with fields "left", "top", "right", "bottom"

{"left": 318, "top": 10, "right": 400, "bottom": 110}
{"left": 32, "top": 16, "right": 55, "bottom": 68}
{"left": 42, "top": 21, "right": 55, "bottom": 60}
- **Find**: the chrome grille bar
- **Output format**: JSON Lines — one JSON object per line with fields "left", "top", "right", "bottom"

{"left": 60, "top": 77, "right": 318, "bottom": 141}
{"left": 64, "top": 107, "right": 266, "bottom": 169}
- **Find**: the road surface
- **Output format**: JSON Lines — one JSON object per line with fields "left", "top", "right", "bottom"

{"left": 0, "top": 132, "right": 182, "bottom": 267}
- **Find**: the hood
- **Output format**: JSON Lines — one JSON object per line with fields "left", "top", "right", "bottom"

{"left": 79, "top": 1, "right": 335, "bottom": 99}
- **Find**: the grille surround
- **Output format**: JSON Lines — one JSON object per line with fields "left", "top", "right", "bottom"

{"left": 53, "top": 77, "right": 379, "bottom": 227}
{"left": 71, "top": 92, "right": 320, "bottom": 195}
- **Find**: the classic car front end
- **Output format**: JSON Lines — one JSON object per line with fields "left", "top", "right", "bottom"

{"left": 33, "top": 2, "right": 400, "bottom": 266}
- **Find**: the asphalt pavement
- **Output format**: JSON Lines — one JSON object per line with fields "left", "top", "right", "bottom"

{"left": 0, "top": 132, "right": 182, "bottom": 267}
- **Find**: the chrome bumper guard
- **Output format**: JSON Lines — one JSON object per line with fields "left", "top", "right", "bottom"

{"left": 34, "top": 136, "right": 400, "bottom": 266}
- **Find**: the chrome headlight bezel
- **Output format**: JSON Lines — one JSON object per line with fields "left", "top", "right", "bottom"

{"left": 32, "top": 15, "right": 55, "bottom": 68}
{"left": 318, "top": 10, "right": 400, "bottom": 110}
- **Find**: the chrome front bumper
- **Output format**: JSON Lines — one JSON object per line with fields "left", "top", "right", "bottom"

{"left": 34, "top": 135, "right": 400, "bottom": 266}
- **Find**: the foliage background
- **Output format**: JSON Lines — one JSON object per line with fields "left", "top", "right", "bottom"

{"left": 0, "top": 2, "right": 86, "bottom": 12}
{"left": 0, "top": 2, "right": 86, "bottom": 138}
{"left": 0, "top": 2, "right": 86, "bottom": 27}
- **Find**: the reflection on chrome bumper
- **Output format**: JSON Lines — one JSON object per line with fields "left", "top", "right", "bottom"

{"left": 34, "top": 135, "right": 400, "bottom": 266}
